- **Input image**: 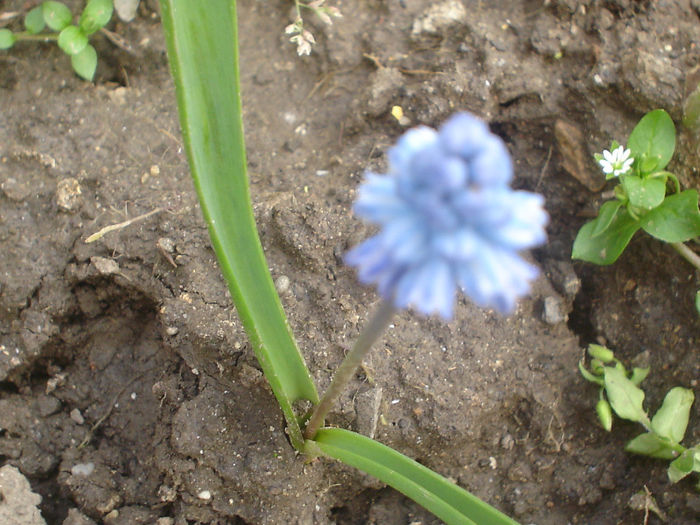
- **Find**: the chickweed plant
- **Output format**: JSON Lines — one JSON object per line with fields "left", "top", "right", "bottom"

{"left": 580, "top": 344, "right": 700, "bottom": 489}
{"left": 572, "top": 109, "right": 700, "bottom": 312}
{"left": 285, "top": 0, "right": 341, "bottom": 56}
{"left": 0, "top": 0, "right": 113, "bottom": 81}
{"left": 159, "top": 1, "right": 547, "bottom": 523}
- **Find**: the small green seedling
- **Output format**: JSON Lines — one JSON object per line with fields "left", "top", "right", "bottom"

{"left": 0, "top": 0, "right": 113, "bottom": 81}
{"left": 580, "top": 344, "right": 700, "bottom": 488}
{"left": 572, "top": 109, "right": 700, "bottom": 312}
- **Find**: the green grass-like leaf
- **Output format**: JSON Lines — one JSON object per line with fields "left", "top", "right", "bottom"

{"left": 309, "top": 428, "right": 519, "bottom": 525}
{"left": 159, "top": 0, "right": 318, "bottom": 450}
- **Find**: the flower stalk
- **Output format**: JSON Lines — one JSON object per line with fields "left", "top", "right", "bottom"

{"left": 304, "top": 300, "right": 396, "bottom": 440}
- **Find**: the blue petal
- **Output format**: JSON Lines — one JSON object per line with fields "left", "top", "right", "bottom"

{"left": 387, "top": 126, "right": 438, "bottom": 174}
{"left": 469, "top": 135, "right": 513, "bottom": 186}
{"left": 439, "top": 112, "right": 492, "bottom": 159}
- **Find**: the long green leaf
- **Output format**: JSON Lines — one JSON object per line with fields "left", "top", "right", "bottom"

{"left": 159, "top": 0, "right": 318, "bottom": 450}
{"left": 308, "top": 428, "right": 519, "bottom": 525}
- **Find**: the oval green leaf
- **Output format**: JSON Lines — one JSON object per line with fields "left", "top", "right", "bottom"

{"left": 621, "top": 175, "right": 666, "bottom": 211}
{"left": 603, "top": 366, "right": 648, "bottom": 424}
{"left": 71, "top": 43, "right": 97, "bottom": 80}
{"left": 0, "top": 29, "right": 15, "bottom": 50}
{"left": 80, "top": 0, "right": 113, "bottom": 35}
{"left": 628, "top": 109, "right": 676, "bottom": 173}
{"left": 42, "top": 1, "right": 73, "bottom": 31}
{"left": 58, "top": 25, "right": 88, "bottom": 55}
{"left": 651, "top": 387, "right": 694, "bottom": 443}
{"left": 572, "top": 207, "right": 640, "bottom": 265}
{"left": 25, "top": 6, "right": 46, "bottom": 34}
{"left": 626, "top": 432, "right": 678, "bottom": 460}
{"left": 639, "top": 189, "right": 700, "bottom": 243}
{"left": 591, "top": 200, "right": 623, "bottom": 237}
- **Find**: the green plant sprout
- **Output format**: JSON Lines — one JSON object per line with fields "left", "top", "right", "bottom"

{"left": 580, "top": 344, "right": 700, "bottom": 488}
{"left": 285, "top": 0, "right": 341, "bottom": 55}
{"left": 572, "top": 110, "right": 700, "bottom": 311}
{"left": 0, "top": 0, "right": 113, "bottom": 81}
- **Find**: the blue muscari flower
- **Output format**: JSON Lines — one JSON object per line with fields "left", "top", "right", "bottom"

{"left": 345, "top": 112, "right": 548, "bottom": 319}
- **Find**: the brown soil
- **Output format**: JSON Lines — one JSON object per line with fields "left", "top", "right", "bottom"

{"left": 1, "top": 1, "right": 699, "bottom": 524}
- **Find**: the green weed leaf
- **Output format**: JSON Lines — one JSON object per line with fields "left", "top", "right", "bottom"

{"left": 651, "top": 387, "right": 694, "bottom": 443}
{"left": 0, "top": 29, "right": 15, "bottom": 50}
{"left": 58, "top": 26, "right": 88, "bottom": 55}
{"left": 627, "top": 109, "right": 676, "bottom": 174}
{"left": 71, "top": 44, "right": 97, "bottom": 80}
{"left": 639, "top": 189, "right": 700, "bottom": 242}
{"left": 695, "top": 290, "right": 700, "bottom": 315}
{"left": 621, "top": 175, "right": 666, "bottom": 211}
{"left": 603, "top": 366, "right": 648, "bottom": 424}
{"left": 596, "top": 399, "right": 613, "bottom": 431}
{"left": 587, "top": 344, "right": 615, "bottom": 363}
{"left": 668, "top": 450, "right": 695, "bottom": 483}
{"left": 25, "top": 6, "right": 46, "bottom": 34}
{"left": 43, "top": 1, "right": 73, "bottom": 31}
{"left": 629, "top": 367, "right": 650, "bottom": 386}
{"left": 572, "top": 207, "right": 640, "bottom": 265}
{"left": 80, "top": 0, "right": 113, "bottom": 35}
{"left": 579, "top": 360, "right": 604, "bottom": 385}
{"left": 626, "top": 432, "right": 678, "bottom": 460}
{"left": 591, "top": 200, "right": 624, "bottom": 237}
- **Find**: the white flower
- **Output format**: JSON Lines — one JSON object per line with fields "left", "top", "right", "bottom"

{"left": 599, "top": 145, "right": 634, "bottom": 177}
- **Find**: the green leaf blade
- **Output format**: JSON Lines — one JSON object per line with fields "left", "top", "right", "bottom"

{"left": 651, "top": 387, "right": 694, "bottom": 443}
{"left": 43, "top": 1, "right": 73, "bottom": 31}
{"left": 310, "top": 428, "right": 519, "bottom": 525}
{"left": 0, "top": 29, "right": 15, "bottom": 50}
{"left": 621, "top": 175, "right": 666, "bottom": 211}
{"left": 626, "top": 432, "right": 678, "bottom": 460}
{"left": 71, "top": 43, "right": 97, "bottom": 80}
{"left": 603, "top": 366, "right": 648, "bottom": 424}
{"left": 627, "top": 109, "right": 676, "bottom": 173}
{"left": 591, "top": 200, "right": 623, "bottom": 237}
{"left": 159, "top": 0, "right": 318, "bottom": 450}
{"left": 58, "top": 26, "right": 88, "bottom": 55}
{"left": 79, "top": 0, "right": 113, "bottom": 35}
{"left": 572, "top": 207, "right": 640, "bottom": 265}
{"left": 25, "top": 6, "right": 46, "bottom": 34}
{"left": 639, "top": 189, "right": 700, "bottom": 242}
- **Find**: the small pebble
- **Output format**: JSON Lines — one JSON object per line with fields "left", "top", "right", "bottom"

{"left": 197, "top": 490, "right": 212, "bottom": 500}
{"left": 70, "top": 408, "right": 85, "bottom": 425}
{"left": 71, "top": 462, "right": 95, "bottom": 477}
{"left": 275, "top": 275, "right": 290, "bottom": 294}
{"left": 542, "top": 296, "right": 566, "bottom": 325}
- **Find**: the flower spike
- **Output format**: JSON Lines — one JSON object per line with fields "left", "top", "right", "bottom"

{"left": 346, "top": 112, "right": 548, "bottom": 318}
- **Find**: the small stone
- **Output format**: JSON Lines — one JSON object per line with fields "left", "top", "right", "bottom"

{"left": 56, "top": 178, "right": 82, "bottom": 211}
{"left": 70, "top": 408, "right": 85, "bottom": 425}
{"left": 197, "top": 490, "right": 212, "bottom": 501}
{"left": 0, "top": 465, "right": 45, "bottom": 525}
{"left": 543, "top": 296, "right": 567, "bottom": 325}
{"left": 158, "top": 485, "right": 177, "bottom": 503}
{"left": 165, "top": 326, "right": 179, "bottom": 336}
{"left": 411, "top": 0, "right": 467, "bottom": 36}
{"left": 274, "top": 275, "right": 290, "bottom": 294}
{"left": 70, "top": 463, "right": 95, "bottom": 477}
{"left": 157, "top": 238, "right": 175, "bottom": 253}
{"left": 500, "top": 432, "right": 515, "bottom": 450}
{"left": 90, "top": 257, "right": 120, "bottom": 276}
